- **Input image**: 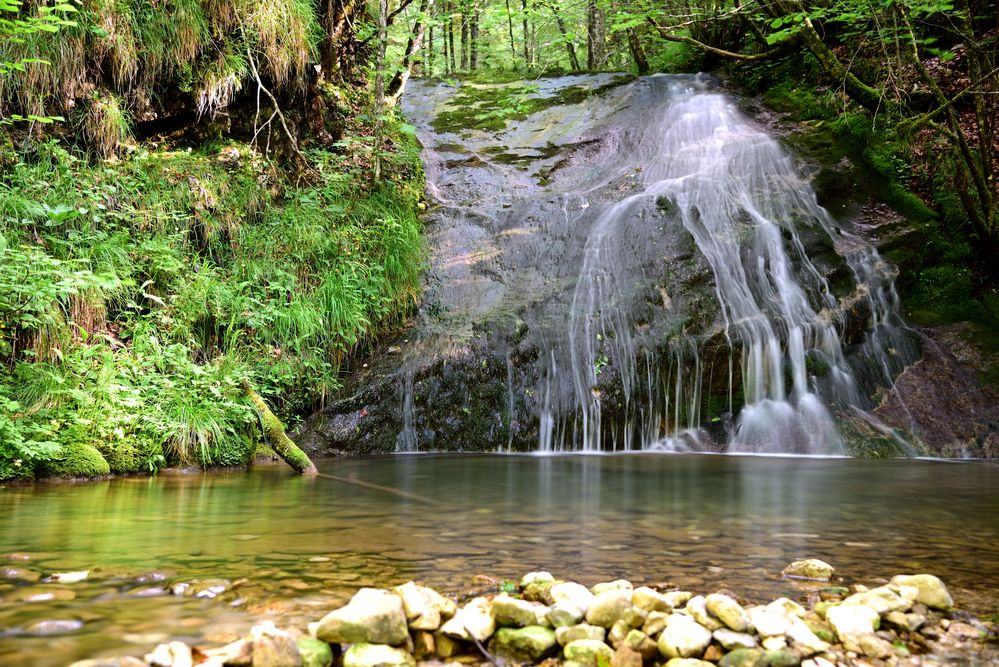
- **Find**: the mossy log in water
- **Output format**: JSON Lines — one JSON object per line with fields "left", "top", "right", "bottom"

{"left": 242, "top": 380, "right": 318, "bottom": 476}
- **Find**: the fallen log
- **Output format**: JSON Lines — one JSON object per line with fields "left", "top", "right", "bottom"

{"left": 242, "top": 379, "right": 318, "bottom": 475}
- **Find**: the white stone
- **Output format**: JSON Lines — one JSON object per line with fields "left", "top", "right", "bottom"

{"left": 440, "top": 597, "right": 495, "bottom": 642}
{"left": 705, "top": 593, "right": 750, "bottom": 632}
{"left": 712, "top": 628, "right": 757, "bottom": 650}
{"left": 551, "top": 582, "right": 596, "bottom": 614}
{"left": 547, "top": 600, "right": 585, "bottom": 627}
{"left": 555, "top": 624, "right": 606, "bottom": 646}
{"left": 520, "top": 572, "right": 555, "bottom": 588}
{"left": 632, "top": 587, "right": 672, "bottom": 612}
{"left": 657, "top": 614, "right": 712, "bottom": 659}
{"left": 315, "top": 588, "right": 409, "bottom": 645}
{"left": 748, "top": 606, "right": 791, "bottom": 637}
{"left": 889, "top": 574, "right": 953, "bottom": 610}
{"left": 684, "top": 596, "right": 723, "bottom": 631}
{"left": 585, "top": 589, "right": 632, "bottom": 628}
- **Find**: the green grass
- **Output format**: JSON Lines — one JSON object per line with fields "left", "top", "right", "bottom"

{"left": 0, "top": 122, "right": 424, "bottom": 480}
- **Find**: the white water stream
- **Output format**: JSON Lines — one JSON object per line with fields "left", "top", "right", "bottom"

{"left": 403, "top": 74, "right": 916, "bottom": 454}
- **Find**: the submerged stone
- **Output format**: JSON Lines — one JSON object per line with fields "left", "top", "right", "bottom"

{"left": 781, "top": 559, "right": 834, "bottom": 581}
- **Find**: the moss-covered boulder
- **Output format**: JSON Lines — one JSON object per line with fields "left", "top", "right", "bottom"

{"left": 43, "top": 443, "right": 110, "bottom": 478}
{"left": 488, "top": 626, "right": 559, "bottom": 663}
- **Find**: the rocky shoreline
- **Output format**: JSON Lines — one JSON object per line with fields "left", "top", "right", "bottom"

{"left": 69, "top": 560, "right": 996, "bottom": 667}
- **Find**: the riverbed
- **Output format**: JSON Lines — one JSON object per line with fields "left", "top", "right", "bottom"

{"left": 1, "top": 454, "right": 997, "bottom": 665}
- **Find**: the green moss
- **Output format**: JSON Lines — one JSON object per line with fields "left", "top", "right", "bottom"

{"left": 42, "top": 442, "right": 111, "bottom": 478}
{"left": 95, "top": 440, "right": 144, "bottom": 474}
{"left": 431, "top": 76, "right": 634, "bottom": 134}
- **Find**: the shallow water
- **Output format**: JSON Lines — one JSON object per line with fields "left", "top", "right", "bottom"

{"left": 1, "top": 454, "right": 997, "bottom": 664}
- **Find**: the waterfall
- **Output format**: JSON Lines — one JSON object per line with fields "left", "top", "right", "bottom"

{"left": 401, "top": 74, "right": 917, "bottom": 455}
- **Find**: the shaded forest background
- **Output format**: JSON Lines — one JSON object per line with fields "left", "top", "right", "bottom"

{"left": 0, "top": 0, "right": 996, "bottom": 478}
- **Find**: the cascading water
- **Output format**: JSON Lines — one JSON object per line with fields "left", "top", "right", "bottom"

{"left": 316, "top": 73, "right": 920, "bottom": 456}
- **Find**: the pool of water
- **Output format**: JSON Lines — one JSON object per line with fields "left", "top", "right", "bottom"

{"left": 1, "top": 454, "right": 997, "bottom": 665}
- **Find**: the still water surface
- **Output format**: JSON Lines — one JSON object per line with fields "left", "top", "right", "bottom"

{"left": 1, "top": 454, "right": 997, "bottom": 665}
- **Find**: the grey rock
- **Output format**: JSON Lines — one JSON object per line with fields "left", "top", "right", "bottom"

{"left": 315, "top": 588, "right": 409, "bottom": 645}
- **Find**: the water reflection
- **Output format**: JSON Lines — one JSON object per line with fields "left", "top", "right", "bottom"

{"left": 1, "top": 454, "right": 997, "bottom": 665}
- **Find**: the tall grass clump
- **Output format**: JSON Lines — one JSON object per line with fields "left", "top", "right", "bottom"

{"left": 0, "top": 116, "right": 425, "bottom": 479}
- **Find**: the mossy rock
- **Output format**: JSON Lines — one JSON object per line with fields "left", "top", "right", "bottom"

{"left": 43, "top": 443, "right": 110, "bottom": 478}
{"left": 95, "top": 440, "right": 145, "bottom": 474}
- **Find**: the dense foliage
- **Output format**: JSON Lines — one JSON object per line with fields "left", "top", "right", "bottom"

{"left": 0, "top": 1, "right": 424, "bottom": 479}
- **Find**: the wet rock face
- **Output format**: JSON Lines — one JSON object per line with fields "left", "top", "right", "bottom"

{"left": 296, "top": 75, "right": 935, "bottom": 456}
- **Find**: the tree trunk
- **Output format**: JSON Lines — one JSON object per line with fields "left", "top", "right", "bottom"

{"left": 243, "top": 380, "right": 318, "bottom": 475}
{"left": 627, "top": 27, "right": 649, "bottom": 74}
{"left": 505, "top": 0, "right": 517, "bottom": 60}
{"left": 460, "top": 0, "right": 469, "bottom": 70}
{"left": 386, "top": 0, "right": 436, "bottom": 107}
{"left": 549, "top": 3, "right": 580, "bottom": 71}
{"left": 521, "top": 0, "right": 531, "bottom": 66}
{"left": 427, "top": 25, "right": 434, "bottom": 76}
{"left": 587, "top": 0, "right": 602, "bottom": 70}
{"left": 447, "top": 0, "right": 456, "bottom": 73}
{"left": 470, "top": 8, "right": 479, "bottom": 70}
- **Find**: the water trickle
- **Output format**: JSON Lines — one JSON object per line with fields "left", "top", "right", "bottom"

{"left": 396, "top": 74, "right": 918, "bottom": 454}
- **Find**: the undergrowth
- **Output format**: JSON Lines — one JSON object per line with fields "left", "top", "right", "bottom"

{"left": 0, "top": 122, "right": 424, "bottom": 480}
